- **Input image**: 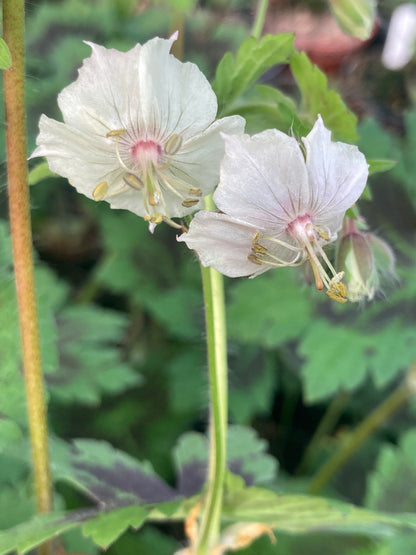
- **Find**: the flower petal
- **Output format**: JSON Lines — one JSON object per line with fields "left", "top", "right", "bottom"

{"left": 170, "top": 115, "right": 245, "bottom": 198}
{"left": 31, "top": 115, "right": 151, "bottom": 217}
{"left": 214, "top": 130, "right": 309, "bottom": 232}
{"left": 303, "top": 115, "right": 368, "bottom": 227}
{"left": 178, "top": 211, "right": 270, "bottom": 277}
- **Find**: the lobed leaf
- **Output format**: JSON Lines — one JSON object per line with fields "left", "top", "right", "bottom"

{"left": 212, "top": 33, "right": 294, "bottom": 114}
{"left": 289, "top": 50, "right": 358, "bottom": 142}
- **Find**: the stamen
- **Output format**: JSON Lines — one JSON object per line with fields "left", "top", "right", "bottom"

{"left": 106, "top": 129, "right": 126, "bottom": 138}
{"left": 149, "top": 191, "right": 161, "bottom": 206}
{"left": 164, "top": 134, "right": 183, "bottom": 156}
{"left": 93, "top": 181, "right": 108, "bottom": 201}
{"left": 248, "top": 253, "right": 263, "bottom": 265}
{"left": 182, "top": 198, "right": 200, "bottom": 208}
{"left": 123, "top": 173, "right": 144, "bottom": 190}
{"left": 144, "top": 213, "right": 163, "bottom": 225}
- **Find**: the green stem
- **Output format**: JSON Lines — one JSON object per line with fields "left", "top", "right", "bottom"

{"left": 296, "top": 391, "right": 351, "bottom": 475}
{"left": 308, "top": 380, "right": 413, "bottom": 495}
{"left": 196, "top": 196, "right": 228, "bottom": 555}
{"left": 251, "top": 0, "right": 269, "bottom": 40}
{"left": 3, "top": 0, "right": 52, "bottom": 550}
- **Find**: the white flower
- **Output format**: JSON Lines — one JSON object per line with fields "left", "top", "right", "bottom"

{"left": 31, "top": 34, "right": 244, "bottom": 231}
{"left": 178, "top": 116, "right": 369, "bottom": 302}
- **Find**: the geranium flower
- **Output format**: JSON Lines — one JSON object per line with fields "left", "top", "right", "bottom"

{"left": 178, "top": 116, "right": 369, "bottom": 302}
{"left": 31, "top": 34, "right": 244, "bottom": 231}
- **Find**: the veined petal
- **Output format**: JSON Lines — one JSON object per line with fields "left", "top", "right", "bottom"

{"left": 171, "top": 115, "right": 245, "bottom": 197}
{"left": 303, "top": 115, "right": 368, "bottom": 222}
{"left": 178, "top": 211, "right": 269, "bottom": 277}
{"left": 214, "top": 130, "right": 309, "bottom": 231}
{"left": 137, "top": 38, "right": 218, "bottom": 140}
{"left": 57, "top": 41, "right": 145, "bottom": 135}
{"left": 31, "top": 115, "right": 119, "bottom": 193}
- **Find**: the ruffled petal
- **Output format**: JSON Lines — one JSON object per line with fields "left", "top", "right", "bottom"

{"left": 214, "top": 130, "right": 309, "bottom": 232}
{"left": 178, "top": 211, "right": 270, "bottom": 277}
{"left": 303, "top": 115, "right": 368, "bottom": 225}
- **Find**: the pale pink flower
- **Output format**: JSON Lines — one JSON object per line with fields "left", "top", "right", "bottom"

{"left": 31, "top": 35, "right": 244, "bottom": 231}
{"left": 179, "top": 116, "right": 369, "bottom": 302}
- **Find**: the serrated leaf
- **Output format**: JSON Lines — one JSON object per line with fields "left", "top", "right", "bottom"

{"left": 49, "top": 305, "right": 141, "bottom": 405}
{"left": 289, "top": 50, "right": 357, "bottom": 141}
{"left": 299, "top": 318, "right": 416, "bottom": 402}
{"left": 299, "top": 320, "right": 369, "bottom": 403}
{"left": 51, "top": 438, "right": 177, "bottom": 506}
{"left": 82, "top": 505, "right": 148, "bottom": 549}
{"left": 0, "top": 38, "right": 11, "bottom": 70}
{"left": 223, "top": 488, "right": 416, "bottom": 535}
{"left": 366, "top": 430, "right": 416, "bottom": 513}
{"left": 227, "top": 269, "right": 313, "bottom": 348}
{"left": 0, "top": 509, "right": 93, "bottom": 555}
{"left": 174, "top": 426, "right": 277, "bottom": 496}
{"left": 212, "top": 33, "right": 294, "bottom": 113}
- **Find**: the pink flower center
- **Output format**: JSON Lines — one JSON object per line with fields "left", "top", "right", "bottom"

{"left": 286, "top": 214, "right": 314, "bottom": 243}
{"left": 131, "top": 140, "right": 162, "bottom": 168}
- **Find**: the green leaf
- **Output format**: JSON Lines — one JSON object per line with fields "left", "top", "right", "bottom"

{"left": 51, "top": 438, "right": 177, "bottom": 506}
{"left": 289, "top": 50, "right": 358, "bottom": 141}
{"left": 368, "top": 159, "right": 397, "bottom": 175}
{"left": 299, "top": 320, "right": 370, "bottom": 403}
{"left": 28, "top": 161, "right": 55, "bottom": 185}
{"left": 48, "top": 305, "right": 141, "bottom": 405}
{"left": 299, "top": 318, "right": 416, "bottom": 402}
{"left": 227, "top": 269, "right": 313, "bottom": 348}
{"left": 212, "top": 33, "right": 294, "bottom": 114}
{"left": 174, "top": 426, "right": 277, "bottom": 496}
{"left": 366, "top": 430, "right": 416, "bottom": 513}
{"left": 82, "top": 505, "right": 147, "bottom": 549}
{"left": 0, "top": 38, "right": 11, "bottom": 70}
{"left": 223, "top": 488, "right": 416, "bottom": 535}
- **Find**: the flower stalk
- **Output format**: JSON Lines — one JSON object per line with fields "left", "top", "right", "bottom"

{"left": 196, "top": 194, "right": 228, "bottom": 554}
{"left": 3, "top": 0, "right": 52, "bottom": 546}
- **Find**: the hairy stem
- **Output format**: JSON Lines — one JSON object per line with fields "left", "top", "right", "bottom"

{"left": 308, "top": 376, "right": 415, "bottom": 495}
{"left": 196, "top": 195, "right": 228, "bottom": 554}
{"left": 3, "top": 0, "right": 52, "bottom": 548}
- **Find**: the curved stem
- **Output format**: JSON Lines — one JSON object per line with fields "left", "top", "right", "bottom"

{"left": 3, "top": 0, "right": 52, "bottom": 549}
{"left": 252, "top": 0, "right": 269, "bottom": 40}
{"left": 308, "top": 378, "right": 414, "bottom": 495}
{"left": 196, "top": 195, "right": 228, "bottom": 555}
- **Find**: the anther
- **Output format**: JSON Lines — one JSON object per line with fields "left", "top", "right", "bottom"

{"left": 93, "top": 181, "right": 108, "bottom": 201}
{"left": 164, "top": 134, "right": 183, "bottom": 156}
{"left": 144, "top": 213, "right": 163, "bottom": 225}
{"left": 182, "top": 198, "right": 200, "bottom": 208}
{"left": 188, "top": 188, "right": 202, "bottom": 196}
{"left": 252, "top": 243, "right": 268, "bottom": 254}
{"left": 106, "top": 129, "right": 126, "bottom": 138}
{"left": 248, "top": 253, "right": 263, "bottom": 265}
{"left": 326, "top": 281, "right": 348, "bottom": 303}
{"left": 123, "top": 173, "right": 144, "bottom": 190}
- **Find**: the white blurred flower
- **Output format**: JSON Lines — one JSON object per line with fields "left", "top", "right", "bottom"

{"left": 31, "top": 34, "right": 244, "bottom": 231}
{"left": 382, "top": 4, "right": 416, "bottom": 70}
{"left": 179, "top": 116, "right": 369, "bottom": 302}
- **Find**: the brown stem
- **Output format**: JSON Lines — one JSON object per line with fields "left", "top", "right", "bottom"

{"left": 3, "top": 0, "right": 53, "bottom": 548}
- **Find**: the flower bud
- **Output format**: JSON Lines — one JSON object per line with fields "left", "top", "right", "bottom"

{"left": 329, "top": 0, "right": 376, "bottom": 40}
{"left": 336, "top": 219, "right": 395, "bottom": 302}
